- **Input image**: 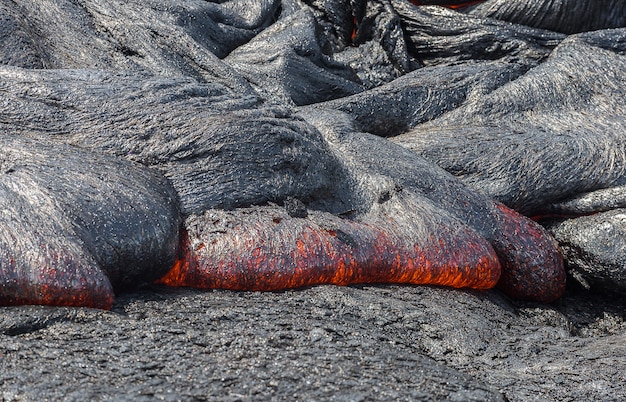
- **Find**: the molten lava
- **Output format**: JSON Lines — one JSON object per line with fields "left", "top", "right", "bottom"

{"left": 158, "top": 208, "right": 501, "bottom": 293}
{"left": 0, "top": 253, "right": 115, "bottom": 310}
{"left": 158, "top": 201, "right": 566, "bottom": 303}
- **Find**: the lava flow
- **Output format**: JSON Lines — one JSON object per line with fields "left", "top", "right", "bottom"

{"left": 0, "top": 251, "right": 115, "bottom": 310}
{"left": 491, "top": 203, "right": 566, "bottom": 302}
{"left": 157, "top": 207, "right": 501, "bottom": 293}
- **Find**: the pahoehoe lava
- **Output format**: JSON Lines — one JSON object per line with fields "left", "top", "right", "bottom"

{"left": 0, "top": 0, "right": 624, "bottom": 309}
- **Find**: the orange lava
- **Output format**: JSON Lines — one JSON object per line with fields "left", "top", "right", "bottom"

{"left": 157, "top": 211, "right": 501, "bottom": 293}
{"left": 0, "top": 254, "right": 115, "bottom": 309}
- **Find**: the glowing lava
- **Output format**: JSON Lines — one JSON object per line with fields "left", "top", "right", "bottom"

{"left": 158, "top": 207, "right": 502, "bottom": 292}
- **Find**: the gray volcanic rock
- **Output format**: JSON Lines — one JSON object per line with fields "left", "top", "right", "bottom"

{"left": 393, "top": 29, "right": 626, "bottom": 216}
{"left": 547, "top": 210, "right": 626, "bottom": 292}
{"left": 0, "top": 67, "right": 341, "bottom": 216}
{"left": 0, "top": 0, "right": 257, "bottom": 91}
{"left": 305, "top": 61, "right": 530, "bottom": 137}
{"left": 545, "top": 186, "right": 626, "bottom": 216}
{"left": 225, "top": 7, "right": 365, "bottom": 105}
{"left": 463, "top": 0, "right": 626, "bottom": 34}
{"left": 392, "top": 2, "right": 564, "bottom": 67}
{"left": 0, "top": 285, "right": 624, "bottom": 401}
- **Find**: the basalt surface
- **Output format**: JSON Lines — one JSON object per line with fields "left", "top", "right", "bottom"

{"left": 0, "top": 0, "right": 625, "bottom": 400}
{"left": 0, "top": 285, "right": 624, "bottom": 401}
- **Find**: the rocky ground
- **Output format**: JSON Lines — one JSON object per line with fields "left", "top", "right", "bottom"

{"left": 1, "top": 284, "right": 624, "bottom": 401}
